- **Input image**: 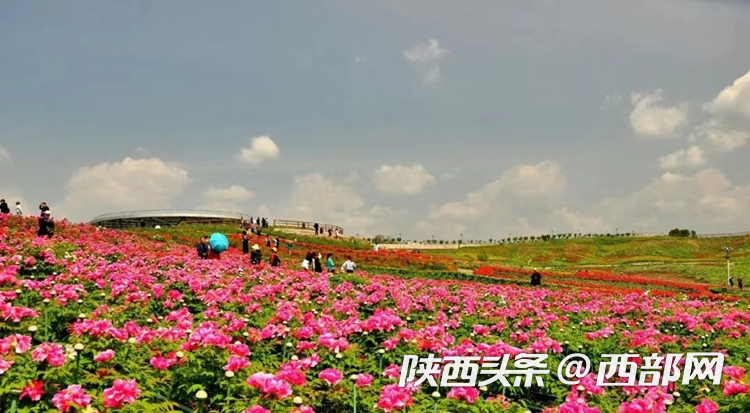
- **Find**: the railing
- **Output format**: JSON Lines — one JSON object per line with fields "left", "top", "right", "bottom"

{"left": 273, "top": 219, "right": 344, "bottom": 235}
{"left": 698, "top": 231, "right": 750, "bottom": 239}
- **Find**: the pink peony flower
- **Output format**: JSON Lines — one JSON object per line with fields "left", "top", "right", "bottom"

{"left": 31, "top": 343, "right": 66, "bottom": 367}
{"left": 52, "top": 384, "right": 92, "bottom": 412}
{"left": 246, "top": 373, "right": 293, "bottom": 399}
{"left": 695, "top": 399, "right": 719, "bottom": 413}
{"left": 447, "top": 387, "right": 480, "bottom": 404}
{"left": 319, "top": 368, "right": 343, "bottom": 386}
{"left": 723, "top": 380, "right": 749, "bottom": 396}
{"left": 103, "top": 379, "right": 141, "bottom": 408}
{"left": 356, "top": 373, "right": 374, "bottom": 387}
{"left": 375, "top": 384, "right": 416, "bottom": 412}
{"left": 94, "top": 349, "right": 115, "bottom": 362}
{"left": 20, "top": 380, "right": 46, "bottom": 402}
{"left": 223, "top": 355, "right": 250, "bottom": 372}
{"left": 244, "top": 407, "right": 271, "bottom": 413}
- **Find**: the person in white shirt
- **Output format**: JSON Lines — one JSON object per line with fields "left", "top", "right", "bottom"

{"left": 374, "top": 243, "right": 379, "bottom": 252}
{"left": 341, "top": 257, "right": 356, "bottom": 274}
{"left": 15, "top": 201, "right": 22, "bottom": 216}
{"left": 301, "top": 252, "right": 312, "bottom": 271}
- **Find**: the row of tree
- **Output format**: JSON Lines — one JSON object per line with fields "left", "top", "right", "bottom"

{"left": 668, "top": 228, "right": 697, "bottom": 238}
{"left": 370, "top": 232, "right": 637, "bottom": 245}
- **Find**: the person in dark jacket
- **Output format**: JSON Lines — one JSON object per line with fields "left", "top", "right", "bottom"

{"left": 738, "top": 276, "right": 743, "bottom": 291}
{"left": 313, "top": 222, "right": 320, "bottom": 235}
{"left": 270, "top": 247, "right": 281, "bottom": 267}
{"left": 312, "top": 252, "right": 323, "bottom": 273}
{"left": 530, "top": 269, "right": 542, "bottom": 286}
{"left": 196, "top": 236, "right": 210, "bottom": 259}
{"left": 37, "top": 211, "right": 54, "bottom": 238}
{"left": 250, "top": 244, "right": 262, "bottom": 265}
{"left": 39, "top": 202, "right": 49, "bottom": 215}
{"left": 241, "top": 230, "right": 250, "bottom": 254}
{"left": 0, "top": 199, "right": 10, "bottom": 214}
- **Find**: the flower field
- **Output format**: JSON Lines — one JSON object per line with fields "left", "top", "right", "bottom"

{"left": 1, "top": 215, "right": 750, "bottom": 412}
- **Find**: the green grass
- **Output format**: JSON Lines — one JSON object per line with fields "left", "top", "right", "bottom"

{"left": 424, "top": 235, "right": 750, "bottom": 284}
{"left": 126, "top": 224, "right": 371, "bottom": 250}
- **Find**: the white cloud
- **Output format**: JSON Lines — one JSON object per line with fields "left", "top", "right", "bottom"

{"left": 690, "top": 120, "right": 749, "bottom": 154}
{"left": 238, "top": 136, "right": 280, "bottom": 165}
{"left": 198, "top": 185, "right": 254, "bottom": 212}
{"left": 658, "top": 146, "right": 706, "bottom": 169}
{"left": 551, "top": 207, "right": 610, "bottom": 234}
{"left": 404, "top": 39, "right": 450, "bottom": 83}
{"left": 0, "top": 146, "right": 10, "bottom": 165}
{"left": 600, "top": 92, "right": 623, "bottom": 111}
{"left": 629, "top": 90, "right": 688, "bottom": 137}
{"left": 134, "top": 147, "right": 150, "bottom": 156}
{"left": 58, "top": 157, "right": 190, "bottom": 222}
{"left": 281, "top": 173, "right": 396, "bottom": 237}
{"left": 705, "top": 70, "right": 750, "bottom": 121}
{"left": 600, "top": 169, "right": 750, "bottom": 232}
{"left": 416, "top": 161, "right": 567, "bottom": 237}
{"left": 373, "top": 164, "right": 436, "bottom": 195}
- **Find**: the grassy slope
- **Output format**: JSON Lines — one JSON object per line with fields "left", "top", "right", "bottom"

{"left": 127, "top": 223, "right": 750, "bottom": 285}
{"left": 423, "top": 235, "right": 750, "bottom": 284}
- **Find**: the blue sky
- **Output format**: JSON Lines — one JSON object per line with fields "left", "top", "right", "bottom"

{"left": 2, "top": 0, "right": 750, "bottom": 239}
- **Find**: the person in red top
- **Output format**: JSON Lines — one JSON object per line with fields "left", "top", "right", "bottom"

{"left": 270, "top": 247, "right": 281, "bottom": 267}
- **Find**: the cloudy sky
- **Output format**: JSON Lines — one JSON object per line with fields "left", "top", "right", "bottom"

{"left": 2, "top": 0, "right": 750, "bottom": 239}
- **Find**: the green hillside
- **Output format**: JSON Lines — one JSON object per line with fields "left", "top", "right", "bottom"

{"left": 424, "top": 235, "right": 750, "bottom": 284}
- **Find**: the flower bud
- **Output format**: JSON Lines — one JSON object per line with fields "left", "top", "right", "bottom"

{"left": 74, "top": 343, "right": 85, "bottom": 351}
{"left": 225, "top": 371, "right": 235, "bottom": 378}
{"left": 431, "top": 391, "right": 441, "bottom": 398}
{"left": 195, "top": 390, "right": 207, "bottom": 399}
{"left": 293, "top": 396, "right": 303, "bottom": 405}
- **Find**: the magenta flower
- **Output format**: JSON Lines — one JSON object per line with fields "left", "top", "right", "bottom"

{"left": 103, "top": 379, "right": 141, "bottom": 408}
{"left": 52, "top": 384, "right": 92, "bottom": 412}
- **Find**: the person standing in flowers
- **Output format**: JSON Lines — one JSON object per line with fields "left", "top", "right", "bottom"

{"left": 301, "top": 252, "right": 313, "bottom": 271}
{"left": 739, "top": 275, "right": 744, "bottom": 291}
{"left": 250, "top": 244, "right": 262, "bottom": 265}
{"left": 241, "top": 230, "right": 250, "bottom": 254}
{"left": 196, "top": 236, "right": 210, "bottom": 259}
{"left": 15, "top": 201, "right": 22, "bottom": 216}
{"left": 530, "top": 269, "right": 542, "bottom": 286}
{"left": 0, "top": 199, "right": 9, "bottom": 214}
{"left": 286, "top": 239, "right": 294, "bottom": 255}
{"left": 326, "top": 253, "right": 335, "bottom": 273}
{"left": 312, "top": 253, "right": 323, "bottom": 273}
{"left": 270, "top": 247, "right": 281, "bottom": 267}
{"left": 39, "top": 201, "right": 49, "bottom": 215}
{"left": 37, "top": 211, "right": 54, "bottom": 238}
{"left": 341, "top": 257, "right": 356, "bottom": 274}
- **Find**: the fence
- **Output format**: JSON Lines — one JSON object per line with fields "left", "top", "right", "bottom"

{"left": 273, "top": 219, "right": 344, "bottom": 235}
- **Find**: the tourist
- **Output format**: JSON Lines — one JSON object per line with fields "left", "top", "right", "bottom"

{"left": 326, "top": 253, "right": 335, "bottom": 273}
{"left": 274, "top": 237, "right": 280, "bottom": 249}
{"left": 729, "top": 276, "right": 734, "bottom": 288}
{"left": 334, "top": 228, "right": 340, "bottom": 239}
{"left": 250, "top": 244, "right": 262, "bottom": 265}
{"left": 301, "top": 252, "right": 313, "bottom": 271}
{"left": 341, "top": 257, "right": 356, "bottom": 274}
{"left": 0, "top": 199, "right": 9, "bottom": 214}
{"left": 314, "top": 222, "right": 319, "bottom": 235}
{"left": 196, "top": 236, "right": 210, "bottom": 259}
{"left": 241, "top": 230, "right": 250, "bottom": 254}
{"left": 530, "top": 269, "right": 542, "bottom": 286}
{"left": 266, "top": 236, "right": 272, "bottom": 247}
{"left": 374, "top": 243, "right": 379, "bottom": 252}
{"left": 270, "top": 247, "right": 281, "bottom": 267}
{"left": 15, "top": 201, "right": 22, "bottom": 216}
{"left": 312, "top": 253, "right": 323, "bottom": 273}
{"left": 286, "top": 239, "right": 294, "bottom": 255}
{"left": 37, "top": 211, "right": 54, "bottom": 238}
{"left": 328, "top": 228, "right": 333, "bottom": 237}
{"left": 39, "top": 201, "right": 49, "bottom": 215}
{"left": 738, "top": 275, "right": 743, "bottom": 291}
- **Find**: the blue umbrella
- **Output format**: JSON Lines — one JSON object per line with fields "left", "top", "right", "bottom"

{"left": 209, "top": 233, "right": 229, "bottom": 253}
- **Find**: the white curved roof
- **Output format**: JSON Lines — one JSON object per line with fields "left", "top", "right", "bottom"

{"left": 90, "top": 209, "right": 251, "bottom": 224}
